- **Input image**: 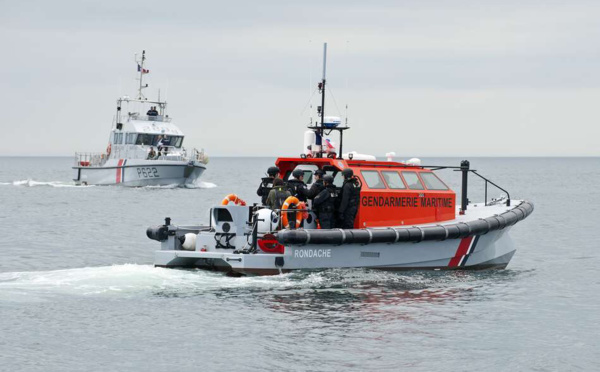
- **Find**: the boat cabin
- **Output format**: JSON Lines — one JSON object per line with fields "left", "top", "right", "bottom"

{"left": 107, "top": 97, "right": 187, "bottom": 160}
{"left": 276, "top": 157, "right": 456, "bottom": 228}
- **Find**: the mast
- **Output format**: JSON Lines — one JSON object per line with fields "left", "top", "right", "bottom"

{"left": 318, "top": 43, "right": 327, "bottom": 158}
{"left": 137, "top": 50, "right": 147, "bottom": 100}
{"left": 307, "top": 43, "right": 348, "bottom": 160}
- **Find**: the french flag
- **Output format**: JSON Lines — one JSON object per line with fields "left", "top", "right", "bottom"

{"left": 137, "top": 64, "right": 150, "bottom": 74}
{"left": 325, "top": 139, "right": 334, "bottom": 150}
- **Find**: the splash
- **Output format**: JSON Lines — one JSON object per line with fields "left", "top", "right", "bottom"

{"left": 186, "top": 181, "right": 217, "bottom": 189}
{"left": 0, "top": 264, "right": 308, "bottom": 300}
{"left": 10, "top": 179, "right": 93, "bottom": 188}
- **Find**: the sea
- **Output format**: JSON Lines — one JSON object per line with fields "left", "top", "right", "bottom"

{"left": 0, "top": 156, "right": 598, "bottom": 372}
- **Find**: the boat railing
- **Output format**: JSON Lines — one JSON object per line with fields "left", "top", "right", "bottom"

{"left": 128, "top": 114, "right": 171, "bottom": 123}
{"left": 422, "top": 160, "right": 511, "bottom": 213}
{"left": 74, "top": 152, "right": 107, "bottom": 167}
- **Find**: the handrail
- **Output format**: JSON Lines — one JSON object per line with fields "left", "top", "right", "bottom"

{"left": 421, "top": 161, "right": 511, "bottom": 211}
{"left": 470, "top": 170, "right": 511, "bottom": 207}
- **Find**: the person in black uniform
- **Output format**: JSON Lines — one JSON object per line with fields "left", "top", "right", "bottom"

{"left": 307, "top": 169, "right": 325, "bottom": 200}
{"left": 338, "top": 168, "right": 361, "bottom": 229}
{"left": 313, "top": 175, "right": 338, "bottom": 229}
{"left": 257, "top": 166, "right": 280, "bottom": 205}
{"left": 286, "top": 169, "right": 308, "bottom": 202}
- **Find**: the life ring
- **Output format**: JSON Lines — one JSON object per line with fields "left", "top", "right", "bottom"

{"left": 281, "top": 196, "right": 306, "bottom": 229}
{"left": 106, "top": 143, "right": 112, "bottom": 156}
{"left": 221, "top": 194, "right": 246, "bottom": 206}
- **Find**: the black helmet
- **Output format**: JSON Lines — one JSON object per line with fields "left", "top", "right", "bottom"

{"left": 267, "top": 166, "right": 280, "bottom": 177}
{"left": 314, "top": 169, "right": 325, "bottom": 177}
{"left": 323, "top": 175, "right": 334, "bottom": 184}
{"left": 342, "top": 168, "right": 354, "bottom": 178}
{"left": 292, "top": 169, "right": 304, "bottom": 178}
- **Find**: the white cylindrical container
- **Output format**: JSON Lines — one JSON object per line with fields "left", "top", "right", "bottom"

{"left": 303, "top": 130, "right": 316, "bottom": 156}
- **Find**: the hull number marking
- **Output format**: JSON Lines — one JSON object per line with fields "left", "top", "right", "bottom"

{"left": 137, "top": 167, "right": 159, "bottom": 178}
{"left": 294, "top": 249, "right": 331, "bottom": 258}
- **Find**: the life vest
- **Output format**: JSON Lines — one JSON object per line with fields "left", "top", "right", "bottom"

{"left": 106, "top": 143, "right": 112, "bottom": 156}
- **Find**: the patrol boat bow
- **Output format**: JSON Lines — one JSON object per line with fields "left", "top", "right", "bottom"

{"left": 73, "top": 51, "right": 208, "bottom": 186}
{"left": 147, "top": 44, "right": 534, "bottom": 275}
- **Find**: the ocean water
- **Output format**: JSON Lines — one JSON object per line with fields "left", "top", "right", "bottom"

{"left": 0, "top": 156, "right": 598, "bottom": 372}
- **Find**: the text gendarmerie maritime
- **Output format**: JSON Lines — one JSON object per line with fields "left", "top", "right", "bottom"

{"left": 361, "top": 196, "right": 453, "bottom": 208}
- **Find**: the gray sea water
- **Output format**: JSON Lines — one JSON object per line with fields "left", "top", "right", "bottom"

{"left": 0, "top": 156, "right": 598, "bottom": 372}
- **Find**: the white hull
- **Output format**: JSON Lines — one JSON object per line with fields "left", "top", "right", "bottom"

{"left": 150, "top": 201, "right": 533, "bottom": 276}
{"left": 154, "top": 227, "right": 516, "bottom": 275}
{"left": 73, "top": 158, "right": 205, "bottom": 187}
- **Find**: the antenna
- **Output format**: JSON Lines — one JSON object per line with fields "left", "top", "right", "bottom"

{"left": 318, "top": 42, "right": 327, "bottom": 158}
{"left": 137, "top": 50, "right": 148, "bottom": 100}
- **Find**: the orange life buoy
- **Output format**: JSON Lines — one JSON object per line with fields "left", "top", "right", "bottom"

{"left": 221, "top": 194, "right": 247, "bottom": 206}
{"left": 281, "top": 196, "right": 306, "bottom": 229}
{"left": 106, "top": 143, "right": 112, "bottom": 156}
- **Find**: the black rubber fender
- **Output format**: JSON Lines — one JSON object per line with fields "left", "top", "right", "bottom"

{"left": 276, "top": 200, "right": 534, "bottom": 246}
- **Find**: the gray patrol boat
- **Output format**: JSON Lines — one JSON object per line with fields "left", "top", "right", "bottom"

{"left": 73, "top": 51, "right": 208, "bottom": 187}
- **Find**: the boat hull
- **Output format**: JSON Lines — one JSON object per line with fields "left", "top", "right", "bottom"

{"left": 154, "top": 227, "right": 516, "bottom": 275}
{"left": 73, "top": 159, "right": 205, "bottom": 187}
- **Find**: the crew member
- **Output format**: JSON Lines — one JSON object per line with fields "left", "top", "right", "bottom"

{"left": 307, "top": 169, "right": 325, "bottom": 201}
{"left": 257, "top": 166, "right": 280, "bottom": 205}
{"left": 147, "top": 106, "right": 158, "bottom": 116}
{"left": 338, "top": 168, "right": 361, "bottom": 229}
{"left": 286, "top": 169, "right": 308, "bottom": 202}
{"left": 312, "top": 175, "right": 338, "bottom": 229}
{"left": 156, "top": 135, "right": 164, "bottom": 155}
{"left": 147, "top": 147, "right": 156, "bottom": 159}
{"left": 161, "top": 135, "right": 171, "bottom": 155}
{"left": 266, "top": 178, "right": 291, "bottom": 210}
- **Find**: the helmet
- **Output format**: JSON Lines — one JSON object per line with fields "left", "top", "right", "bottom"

{"left": 342, "top": 168, "right": 354, "bottom": 178}
{"left": 292, "top": 169, "right": 304, "bottom": 179}
{"left": 267, "top": 166, "right": 280, "bottom": 177}
{"left": 314, "top": 169, "right": 325, "bottom": 177}
{"left": 323, "top": 175, "right": 334, "bottom": 184}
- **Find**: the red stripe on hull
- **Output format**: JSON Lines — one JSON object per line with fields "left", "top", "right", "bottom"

{"left": 116, "top": 159, "right": 124, "bottom": 183}
{"left": 448, "top": 236, "right": 473, "bottom": 267}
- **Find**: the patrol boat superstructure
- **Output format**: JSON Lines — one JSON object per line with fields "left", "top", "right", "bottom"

{"left": 146, "top": 43, "right": 534, "bottom": 275}
{"left": 73, "top": 51, "right": 208, "bottom": 187}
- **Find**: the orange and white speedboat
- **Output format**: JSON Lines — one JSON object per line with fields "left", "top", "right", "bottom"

{"left": 147, "top": 44, "right": 534, "bottom": 275}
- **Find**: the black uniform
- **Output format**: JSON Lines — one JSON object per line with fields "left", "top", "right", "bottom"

{"left": 307, "top": 178, "right": 325, "bottom": 200}
{"left": 257, "top": 176, "right": 275, "bottom": 205}
{"left": 313, "top": 184, "right": 338, "bottom": 229}
{"left": 286, "top": 179, "right": 308, "bottom": 202}
{"left": 338, "top": 176, "right": 361, "bottom": 229}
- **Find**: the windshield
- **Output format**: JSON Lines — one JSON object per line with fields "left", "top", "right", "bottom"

{"left": 135, "top": 134, "right": 184, "bottom": 148}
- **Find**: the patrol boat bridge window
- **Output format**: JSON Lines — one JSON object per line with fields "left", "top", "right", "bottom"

{"left": 401, "top": 171, "right": 425, "bottom": 190}
{"left": 113, "top": 132, "right": 123, "bottom": 144}
{"left": 361, "top": 170, "right": 386, "bottom": 189}
{"left": 420, "top": 172, "right": 449, "bottom": 190}
{"left": 135, "top": 134, "right": 184, "bottom": 148}
{"left": 381, "top": 171, "right": 406, "bottom": 189}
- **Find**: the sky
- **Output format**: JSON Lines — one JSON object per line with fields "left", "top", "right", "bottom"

{"left": 1, "top": 0, "right": 599, "bottom": 157}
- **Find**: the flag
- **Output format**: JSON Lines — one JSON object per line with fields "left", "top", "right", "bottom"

{"left": 137, "top": 64, "right": 150, "bottom": 74}
{"left": 325, "top": 139, "right": 334, "bottom": 150}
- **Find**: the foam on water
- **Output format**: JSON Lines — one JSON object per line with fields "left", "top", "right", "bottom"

{"left": 5, "top": 179, "right": 216, "bottom": 189}
{"left": 0, "top": 264, "right": 499, "bottom": 303}
{"left": 0, "top": 264, "right": 320, "bottom": 299}
{"left": 10, "top": 179, "right": 94, "bottom": 188}
{"left": 187, "top": 180, "right": 217, "bottom": 189}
